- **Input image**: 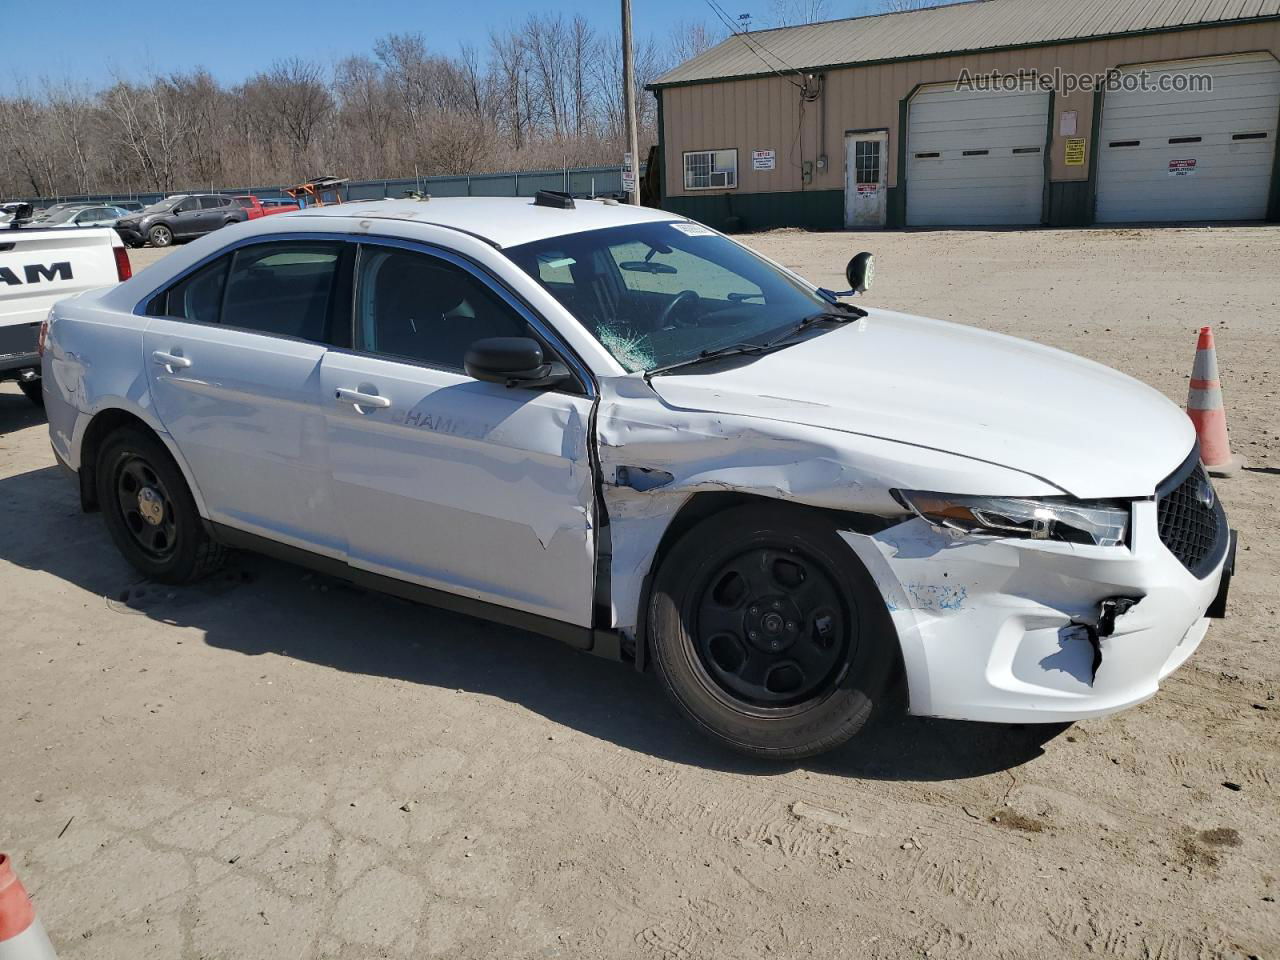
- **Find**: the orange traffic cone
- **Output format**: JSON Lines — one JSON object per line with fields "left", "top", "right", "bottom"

{"left": 0, "top": 855, "right": 57, "bottom": 959}
{"left": 1187, "top": 326, "right": 1245, "bottom": 478}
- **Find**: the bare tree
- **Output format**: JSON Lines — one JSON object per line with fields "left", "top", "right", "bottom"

{"left": 667, "top": 20, "right": 722, "bottom": 68}
{"left": 770, "top": 0, "right": 829, "bottom": 27}
{"left": 0, "top": 20, "right": 680, "bottom": 199}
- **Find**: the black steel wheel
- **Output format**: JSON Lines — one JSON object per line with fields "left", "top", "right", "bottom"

{"left": 694, "top": 546, "right": 849, "bottom": 709}
{"left": 113, "top": 455, "right": 179, "bottom": 561}
{"left": 96, "top": 426, "right": 224, "bottom": 583}
{"left": 649, "top": 503, "right": 897, "bottom": 759}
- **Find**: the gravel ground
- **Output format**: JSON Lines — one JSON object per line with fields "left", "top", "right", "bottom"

{"left": 1, "top": 227, "right": 1277, "bottom": 960}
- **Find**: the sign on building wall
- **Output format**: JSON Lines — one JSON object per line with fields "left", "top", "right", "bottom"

{"left": 1064, "top": 138, "right": 1087, "bottom": 166}
{"left": 1059, "top": 111, "right": 1078, "bottom": 136}
{"left": 1168, "top": 158, "right": 1198, "bottom": 177}
{"left": 752, "top": 150, "right": 776, "bottom": 171}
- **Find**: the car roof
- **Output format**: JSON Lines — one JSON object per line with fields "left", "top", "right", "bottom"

{"left": 291, "top": 196, "right": 684, "bottom": 249}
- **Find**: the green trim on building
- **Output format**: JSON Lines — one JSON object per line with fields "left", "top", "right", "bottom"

{"left": 663, "top": 190, "right": 845, "bottom": 231}
{"left": 1268, "top": 96, "right": 1280, "bottom": 221}
{"left": 1039, "top": 90, "right": 1056, "bottom": 225}
{"left": 1046, "top": 181, "right": 1093, "bottom": 226}
{"left": 647, "top": 16, "right": 1280, "bottom": 91}
{"left": 655, "top": 89, "right": 667, "bottom": 208}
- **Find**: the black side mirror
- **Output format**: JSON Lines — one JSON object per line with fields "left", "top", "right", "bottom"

{"left": 464, "top": 337, "right": 570, "bottom": 389}
{"left": 846, "top": 252, "right": 875, "bottom": 294}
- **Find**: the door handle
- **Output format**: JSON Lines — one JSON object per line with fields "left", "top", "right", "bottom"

{"left": 335, "top": 387, "right": 391, "bottom": 410}
{"left": 152, "top": 350, "right": 192, "bottom": 371}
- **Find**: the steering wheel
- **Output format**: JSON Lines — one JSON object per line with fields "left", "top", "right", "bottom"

{"left": 657, "top": 289, "right": 702, "bottom": 329}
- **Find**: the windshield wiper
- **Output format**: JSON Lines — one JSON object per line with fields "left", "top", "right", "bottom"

{"left": 645, "top": 307, "right": 867, "bottom": 379}
{"left": 645, "top": 341, "right": 777, "bottom": 378}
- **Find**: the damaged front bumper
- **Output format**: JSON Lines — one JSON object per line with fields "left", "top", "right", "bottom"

{"left": 841, "top": 499, "right": 1232, "bottom": 724}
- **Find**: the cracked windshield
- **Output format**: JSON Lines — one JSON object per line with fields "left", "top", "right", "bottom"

{"left": 508, "top": 221, "right": 832, "bottom": 372}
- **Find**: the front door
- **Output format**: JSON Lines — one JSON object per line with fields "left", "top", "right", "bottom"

{"left": 845, "top": 133, "right": 887, "bottom": 228}
{"left": 143, "top": 239, "right": 351, "bottom": 558}
{"left": 320, "top": 242, "right": 597, "bottom": 626}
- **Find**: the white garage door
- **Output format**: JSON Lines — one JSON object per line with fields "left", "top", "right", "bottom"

{"left": 1096, "top": 53, "right": 1280, "bottom": 223}
{"left": 906, "top": 84, "right": 1049, "bottom": 226}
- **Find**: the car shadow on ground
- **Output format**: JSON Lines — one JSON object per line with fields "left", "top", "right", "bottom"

{"left": 0, "top": 462, "right": 1064, "bottom": 782}
{"left": 0, "top": 391, "right": 44, "bottom": 436}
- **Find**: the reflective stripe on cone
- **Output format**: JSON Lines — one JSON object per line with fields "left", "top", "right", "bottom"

{"left": 1185, "top": 326, "right": 1244, "bottom": 476}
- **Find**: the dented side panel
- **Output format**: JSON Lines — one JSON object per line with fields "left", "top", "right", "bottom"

{"left": 594, "top": 375, "right": 1065, "bottom": 634}
{"left": 321, "top": 350, "right": 599, "bottom": 625}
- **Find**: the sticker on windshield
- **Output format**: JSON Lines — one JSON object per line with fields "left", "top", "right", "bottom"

{"left": 670, "top": 222, "right": 716, "bottom": 237}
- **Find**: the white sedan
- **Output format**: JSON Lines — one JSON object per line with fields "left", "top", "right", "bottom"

{"left": 40, "top": 195, "right": 1234, "bottom": 758}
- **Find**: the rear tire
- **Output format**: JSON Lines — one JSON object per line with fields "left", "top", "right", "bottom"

{"left": 648, "top": 504, "right": 896, "bottom": 759}
{"left": 148, "top": 224, "right": 172, "bottom": 248}
{"left": 18, "top": 379, "right": 42, "bottom": 407}
{"left": 96, "top": 426, "right": 224, "bottom": 583}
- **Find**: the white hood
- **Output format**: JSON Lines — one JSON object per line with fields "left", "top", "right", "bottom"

{"left": 645, "top": 309, "right": 1195, "bottom": 499}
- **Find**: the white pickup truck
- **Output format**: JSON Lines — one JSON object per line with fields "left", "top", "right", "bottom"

{"left": 1, "top": 202, "right": 131, "bottom": 405}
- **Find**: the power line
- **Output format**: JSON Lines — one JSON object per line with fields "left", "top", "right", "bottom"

{"left": 701, "top": 0, "right": 805, "bottom": 88}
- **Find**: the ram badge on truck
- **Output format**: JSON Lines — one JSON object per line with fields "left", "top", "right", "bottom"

{"left": 1, "top": 202, "right": 131, "bottom": 406}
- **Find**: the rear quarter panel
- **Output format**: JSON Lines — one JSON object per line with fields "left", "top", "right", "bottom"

{"left": 44, "top": 291, "right": 210, "bottom": 519}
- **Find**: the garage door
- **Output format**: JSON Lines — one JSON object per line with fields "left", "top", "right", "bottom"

{"left": 1096, "top": 53, "right": 1280, "bottom": 222}
{"left": 906, "top": 84, "right": 1049, "bottom": 226}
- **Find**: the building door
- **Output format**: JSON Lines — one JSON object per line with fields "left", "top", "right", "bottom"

{"left": 1096, "top": 53, "right": 1280, "bottom": 223}
{"left": 906, "top": 83, "right": 1049, "bottom": 226}
{"left": 845, "top": 132, "right": 888, "bottom": 228}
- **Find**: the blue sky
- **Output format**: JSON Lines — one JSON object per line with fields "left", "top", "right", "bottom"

{"left": 3, "top": 0, "right": 887, "bottom": 93}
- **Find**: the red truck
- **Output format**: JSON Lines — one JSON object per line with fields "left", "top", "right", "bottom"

{"left": 233, "top": 195, "right": 300, "bottom": 219}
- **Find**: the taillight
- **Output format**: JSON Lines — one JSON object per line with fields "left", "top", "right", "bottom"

{"left": 113, "top": 245, "right": 132, "bottom": 281}
{"left": 37, "top": 316, "right": 49, "bottom": 358}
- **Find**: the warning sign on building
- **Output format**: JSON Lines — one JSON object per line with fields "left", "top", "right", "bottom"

{"left": 752, "top": 150, "right": 776, "bottom": 171}
{"left": 1168, "top": 158, "right": 1198, "bottom": 177}
{"left": 1064, "top": 138, "right": 1087, "bottom": 166}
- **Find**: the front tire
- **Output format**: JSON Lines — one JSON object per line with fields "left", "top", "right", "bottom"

{"left": 18, "top": 378, "right": 42, "bottom": 407}
{"left": 96, "top": 427, "right": 224, "bottom": 583}
{"left": 649, "top": 504, "right": 896, "bottom": 759}
{"left": 148, "top": 224, "right": 173, "bottom": 248}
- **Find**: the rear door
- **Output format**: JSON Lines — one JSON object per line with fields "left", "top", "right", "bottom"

{"left": 319, "top": 241, "right": 597, "bottom": 625}
{"left": 143, "top": 239, "right": 353, "bottom": 557}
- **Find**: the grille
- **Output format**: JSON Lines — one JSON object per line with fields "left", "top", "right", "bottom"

{"left": 1156, "top": 459, "right": 1226, "bottom": 579}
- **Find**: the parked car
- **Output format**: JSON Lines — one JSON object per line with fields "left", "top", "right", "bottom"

{"left": 113, "top": 194, "right": 247, "bottom": 248}
{"left": 37, "top": 205, "right": 131, "bottom": 228}
{"left": 233, "top": 195, "right": 300, "bottom": 219}
{"left": 111, "top": 200, "right": 146, "bottom": 214}
{"left": 1, "top": 202, "right": 131, "bottom": 405}
{"left": 40, "top": 196, "right": 1234, "bottom": 758}
{"left": 33, "top": 201, "right": 95, "bottom": 222}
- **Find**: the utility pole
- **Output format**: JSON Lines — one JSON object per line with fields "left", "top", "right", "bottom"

{"left": 621, "top": 0, "right": 641, "bottom": 205}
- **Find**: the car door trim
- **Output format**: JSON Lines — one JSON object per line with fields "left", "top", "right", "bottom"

{"left": 131, "top": 231, "right": 596, "bottom": 399}
{"left": 345, "top": 236, "right": 596, "bottom": 399}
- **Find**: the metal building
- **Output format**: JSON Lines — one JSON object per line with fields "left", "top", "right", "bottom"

{"left": 649, "top": 0, "right": 1280, "bottom": 230}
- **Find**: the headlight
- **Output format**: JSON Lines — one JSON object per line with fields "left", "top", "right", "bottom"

{"left": 894, "top": 490, "right": 1130, "bottom": 547}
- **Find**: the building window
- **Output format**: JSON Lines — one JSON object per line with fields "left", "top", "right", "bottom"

{"left": 684, "top": 149, "right": 737, "bottom": 190}
{"left": 854, "top": 141, "right": 881, "bottom": 184}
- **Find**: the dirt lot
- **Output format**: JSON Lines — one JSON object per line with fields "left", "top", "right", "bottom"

{"left": 2, "top": 227, "right": 1277, "bottom": 959}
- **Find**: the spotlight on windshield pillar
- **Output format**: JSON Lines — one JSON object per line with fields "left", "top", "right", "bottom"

{"left": 847, "top": 252, "right": 875, "bottom": 294}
